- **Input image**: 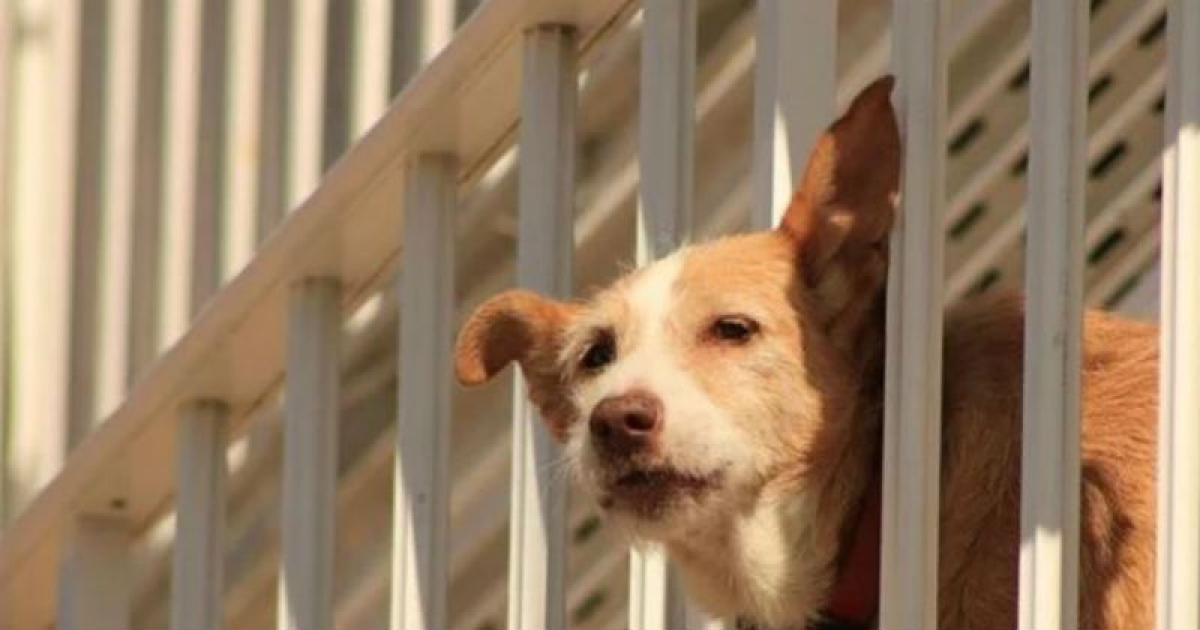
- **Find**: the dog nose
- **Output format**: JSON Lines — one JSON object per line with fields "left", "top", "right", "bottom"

{"left": 589, "top": 390, "right": 662, "bottom": 458}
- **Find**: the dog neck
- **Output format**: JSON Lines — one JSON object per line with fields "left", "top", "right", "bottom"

{"left": 663, "top": 427, "right": 882, "bottom": 629}
{"left": 668, "top": 306, "right": 888, "bottom": 629}
{"left": 664, "top": 486, "right": 837, "bottom": 628}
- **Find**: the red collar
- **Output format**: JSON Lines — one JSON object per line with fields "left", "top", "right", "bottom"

{"left": 817, "top": 472, "right": 882, "bottom": 629}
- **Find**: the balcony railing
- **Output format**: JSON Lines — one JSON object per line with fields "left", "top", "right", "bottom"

{"left": 0, "top": 0, "right": 1194, "bottom": 628}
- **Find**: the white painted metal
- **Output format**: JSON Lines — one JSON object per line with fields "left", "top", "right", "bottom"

{"left": 160, "top": 0, "right": 202, "bottom": 348}
{"left": 278, "top": 279, "right": 341, "bottom": 630}
{"left": 751, "top": 0, "right": 835, "bottom": 229}
{"left": 392, "top": 0, "right": 455, "bottom": 90}
{"left": 287, "top": 0, "right": 328, "bottom": 206}
{"left": 96, "top": 0, "right": 138, "bottom": 419}
{"left": 64, "top": 1, "right": 107, "bottom": 441}
{"left": 171, "top": 401, "right": 229, "bottom": 630}
{"left": 635, "top": 0, "right": 696, "bottom": 264}
{"left": 351, "top": 0, "right": 393, "bottom": 137}
{"left": 57, "top": 516, "right": 131, "bottom": 630}
{"left": 191, "top": 0, "right": 229, "bottom": 309}
{"left": 0, "top": 0, "right": 9, "bottom": 524}
{"left": 5, "top": 1, "right": 1186, "bottom": 628}
{"left": 631, "top": 2, "right": 699, "bottom": 627}
{"left": 880, "top": 1, "right": 946, "bottom": 627}
{"left": 159, "top": 0, "right": 230, "bottom": 342}
{"left": 1, "top": 3, "right": 630, "bottom": 623}
{"left": 224, "top": 0, "right": 266, "bottom": 279}
{"left": 509, "top": 24, "right": 576, "bottom": 630}
{"left": 1156, "top": 0, "right": 1200, "bottom": 626}
{"left": 257, "top": 0, "right": 291, "bottom": 235}
{"left": 1019, "top": 3, "right": 1087, "bottom": 629}
{"left": 629, "top": 556, "right": 701, "bottom": 630}
{"left": 63, "top": 0, "right": 111, "bottom": 446}
{"left": 126, "top": 0, "right": 167, "bottom": 381}
{"left": 8, "top": 0, "right": 77, "bottom": 514}
{"left": 391, "top": 155, "right": 456, "bottom": 630}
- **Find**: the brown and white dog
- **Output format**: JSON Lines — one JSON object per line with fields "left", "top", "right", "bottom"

{"left": 453, "top": 76, "right": 1159, "bottom": 630}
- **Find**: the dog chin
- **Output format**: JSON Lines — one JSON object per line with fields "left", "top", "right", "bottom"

{"left": 588, "top": 465, "right": 725, "bottom": 536}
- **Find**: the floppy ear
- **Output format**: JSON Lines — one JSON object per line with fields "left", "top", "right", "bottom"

{"left": 778, "top": 75, "right": 900, "bottom": 348}
{"left": 454, "top": 290, "right": 580, "bottom": 440}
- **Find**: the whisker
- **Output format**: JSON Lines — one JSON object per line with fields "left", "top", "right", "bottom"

{"left": 538, "top": 453, "right": 573, "bottom": 483}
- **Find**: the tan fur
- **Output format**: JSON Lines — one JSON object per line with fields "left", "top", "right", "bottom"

{"left": 454, "top": 290, "right": 581, "bottom": 438}
{"left": 452, "top": 76, "right": 1158, "bottom": 629}
{"left": 936, "top": 294, "right": 1157, "bottom": 629}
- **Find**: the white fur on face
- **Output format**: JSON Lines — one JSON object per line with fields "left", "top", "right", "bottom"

{"left": 561, "top": 249, "right": 759, "bottom": 536}
{"left": 553, "top": 238, "right": 834, "bottom": 627}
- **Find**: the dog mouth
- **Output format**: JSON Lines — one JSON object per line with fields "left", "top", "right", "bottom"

{"left": 598, "top": 466, "right": 722, "bottom": 517}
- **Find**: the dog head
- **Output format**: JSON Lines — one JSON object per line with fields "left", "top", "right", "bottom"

{"left": 454, "top": 77, "right": 899, "bottom": 543}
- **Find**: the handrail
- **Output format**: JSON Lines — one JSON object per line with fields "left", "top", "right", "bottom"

{"left": 0, "top": 0, "right": 630, "bottom": 625}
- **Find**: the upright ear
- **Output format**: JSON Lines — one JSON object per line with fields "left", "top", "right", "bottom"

{"left": 778, "top": 75, "right": 900, "bottom": 347}
{"left": 454, "top": 290, "right": 580, "bottom": 440}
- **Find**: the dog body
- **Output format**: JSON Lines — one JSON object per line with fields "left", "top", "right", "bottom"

{"left": 454, "top": 77, "right": 1158, "bottom": 629}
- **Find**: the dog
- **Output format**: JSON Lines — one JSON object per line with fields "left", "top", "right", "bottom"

{"left": 452, "top": 76, "right": 1159, "bottom": 629}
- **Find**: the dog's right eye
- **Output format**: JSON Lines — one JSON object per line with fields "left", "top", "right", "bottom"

{"left": 580, "top": 333, "right": 616, "bottom": 372}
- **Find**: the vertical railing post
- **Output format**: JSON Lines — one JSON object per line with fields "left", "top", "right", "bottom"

{"left": 278, "top": 278, "right": 341, "bottom": 630}
{"left": 65, "top": 0, "right": 138, "bottom": 460}
{"left": 126, "top": 0, "right": 167, "bottom": 381}
{"left": 161, "top": 0, "right": 230, "bottom": 349}
{"left": 1157, "top": 0, "right": 1200, "bottom": 626}
{"left": 630, "top": 1, "right": 703, "bottom": 627}
{"left": 8, "top": 0, "right": 78, "bottom": 515}
{"left": 171, "top": 401, "right": 230, "bottom": 630}
{"left": 96, "top": 0, "right": 139, "bottom": 419}
{"left": 391, "top": 155, "right": 456, "bottom": 630}
{"left": 1019, "top": 3, "right": 1087, "bottom": 629}
{"left": 224, "top": 0, "right": 266, "bottom": 279}
{"left": 160, "top": 0, "right": 201, "bottom": 348}
{"left": 64, "top": 0, "right": 109, "bottom": 444}
{"left": 256, "top": 0, "right": 291, "bottom": 236}
{"left": 350, "top": 0, "right": 393, "bottom": 138}
{"left": 191, "top": 0, "right": 229, "bottom": 307}
{"left": 286, "top": 0, "right": 327, "bottom": 207}
{"left": 57, "top": 516, "right": 131, "bottom": 630}
{"left": 880, "top": 1, "right": 947, "bottom": 628}
{"left": 0, "top": 0, "right": 9, "bottom": 524}
{"left": 390, "top": 0, "right": 454, "bottom": 92}
{"left": 751, "top": 0, "right": 835, "bottom": 229}
{"left": 509, "top": 24, "right": 576, "bottom": 630}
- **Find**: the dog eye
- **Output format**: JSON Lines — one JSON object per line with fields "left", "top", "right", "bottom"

{"left": 709, "top": 316, "right": 759, "bottom": 343}
{"left": 580, "top": 332, "right": 616, "bottom": 371}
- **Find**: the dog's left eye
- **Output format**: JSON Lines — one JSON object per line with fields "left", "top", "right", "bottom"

{"left": 708, "top": 316, "right": 759, "bottom": 343}
{"left": 580, "top": 331, "right": 617, "bottom": 372}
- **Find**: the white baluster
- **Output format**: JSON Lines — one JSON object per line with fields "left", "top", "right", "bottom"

{"left": 751, "top": 0, "right": 835, "bottom": 229}
{"left": 391, "top": 155, "right": 456, "bottom": 629}
{"left": 58, "top": 516, "right": 131, "bottom": 630}
{"left": 278, "top": 278, "right": 341, "bottom": 630}
{"left": 1019, "top": 3, "right": 1087, "bottom": 629}
{"left": 350, "top": 0, "right": 392, "bottom": 137}
{"left": 389, "top": 0, "right": 455, "bottom": 110}
{"left": 95, "top": 0, "right": 139, "bottom": 419}
{"left": 1156, "top": 0, "right": 1200, "bottom": 626}
{"left": 126, "top": 0, "right": 167, "bottom": 380}
{"left": 8, "top": 0, "right": 78, "bottom": 515}
{"left": 160, "top": 0, "right": 201, "bottom": 347}
{"left": 172, "top": 401, "right": 229, "bottom": 630}
{"left": 880, "top": 1, "right": 947, "bottom": 627}
{"left": 509, "top": 24, "right": 576, "bottom": 630}
{"left": 287, "top": 0, "right": 327, "bottom": 207}
{"left": 224, "top": 0, "right": 265, "bottom": 279}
